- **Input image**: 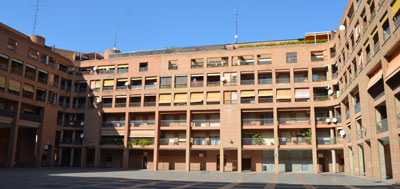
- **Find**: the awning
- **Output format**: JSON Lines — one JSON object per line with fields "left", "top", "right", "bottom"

{"left": 207, "top": 92, "right": 220, "bottom": 102}
{"left": 130, "top": 130, "right": 155, "bottom": 137}
{"left": 131, "top": 77, "right": 142, "bottom": 81}
{"left": 8, "top": 79, "right": 20, "bottom": 92}
{"left": 367, "top": 69, "right": 383, "bottom": 89}
{"left": 12, "top": 59, "right": 23, "bottom": 64}
{"left": 190, "top": 93, "right": 204, "bottom": 103}
{"left": 191, "top": 74, "right": 203, "bottom": 77}
{"left": 116, "top": 95, "right": 126, "bottom": 98}
{"left": 393, "top": 0, "right": 400, "bottom": 19}
{"left": 258, "top": 90, "right": 273, "bottom": 97}
{"left": 174, "top": 93, "right": 187, "bottom": 103}
{"left": 0, "top": 76, "right": 5, "bottom": 88}
{"left": 364, "top": 41, "right": 370, "bottom": 48}
{"left": 0, "top": 53, "right": 8, "bottom": 59}
{"left": 25, "top": 64, "right": 36, "bottom": 69}
{"left": 371, "top": 28, "right": 378, "bottom": 38}
{"left": 23, "top": 84, "right": 34, "bottom": 92}
{"left": 97, "top": 65, "right": 115, "bottom": 69}
{"left": 103, "top": 80, "right": 114, "bottom": 86}
{"left": 159, "top": 94, "right": 172, "bottom": 103}
{"left": 117, "top": 64, "right": 129, "bottom": 68}
{"left": 240, "top": 90, "right": 255, "bottom": 97}
{"left": 385, "top": 49, "right": 400, "bottom": 81}
{"left": 277, "top": 89, "right": 291, "bottom": 99}
{"left": 295, "top": 88, "right": 310, "bottom": 98}
{"left": 380, "top": 14, "right": 388, "bottom": 25}
{"left": 39, "top": 69, "right": 48, "bottom": 74}
{"left": 95, "top": 81, "right": 101, "bottom": 88}
{"left": 207, "top": 73, "right": 220, "bottom": 76}
{"left": 146, "top": 77, "right": 157, "bottom": 80}
{"left": 117, "top": 78, "right": 128, "bottom": 82}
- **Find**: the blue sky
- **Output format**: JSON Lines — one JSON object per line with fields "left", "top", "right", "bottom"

{"left": 0, "top": 0, "right": 347, "bottom": 53}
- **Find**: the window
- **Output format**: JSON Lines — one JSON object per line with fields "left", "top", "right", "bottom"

{"left": 160, "top": 76, "right": 172, "bottom": 89}
{"left": 371, "top": 27, "right": 380, "bottom": 53}
{"left": 145, "top": 77, "right": 157, "bottom": 89}
{"left": 257, "top": 54, "right": 272, "bottom": 64}
{"left": 28, "top": 48, "right": 39, "bottom": 60}
{"left": 117, "top": 64, "right": 129, "bottom": 73}
{"left": 311, "top": 51, "right": 324, "bottom": 62}
{"left": 36, "top": 88, "right": 46, "bottom": 102}
{"left": 175, "top": 76, "right": 187, "bottom": 88}
{"left": 25, "top": 64, "right": 36, "bottom": 80}
{"left": 191, "top": 58, "right": 204, "bottom": 68}
{"left": 53, "top": 75, "right": 59, "bottom": 88}
{"left": 224, "top": 91, "right": 237, "bottom": 104}
{"left": 7, "top": 38, "right": 17, "bottom": 51}
{"left": 206, "top": 92, "right": 220, "bottom": 104}
{"left": 222, "top": 73, "right": 237, "bottom": 86}
{"left": 22, "top": 84, "right": 34, "bottom": 99}
{"left": 258, "top": 90, "right": 273, "bottom": 103}
{"left": 240, "top": 90, "right": 255, "bottom": 104}
{"left": 130, "top": 77, "right": 142, "bottom": 90}
{"left": 380, "top": 13, "right": 390, "bottom": 42}
{"left": 0, "top": 53, "right": 9, "bottom": 71}
{"left": 48, "top": 91, "right": 57, "bottom": 105}
{"left": 103, "top": 79, "right": 114, "bottom": 91}
{"left": 58, "top": 63, "right": 68, "bottom": 73}
{"left": 8, "top": 79, "right": 20, "bottom": 95}
{"left": 0, "top": 76, "right": 5, "bottom": 91}
{"left": 393, "top": 0, "right": 400, "bottom": 28}
{"left": 90, "top": 80, "right": 101, "bottom": 91}
{"left": 168, "top": 60, "right": 178, "bottom": 70}
{"left": 207, "top": 57, "right": 228, "bottom": 67}
{"left": 139, "top": 62, "right": 148, "bottom": 72}
{"left": 11, "top": 59, "right": 23, "bottom": 75}
{"left": 286, "top": 52, "right": 297, "bottom": 63}
{"left": 38, "top": 70, "right": 48, "bottom": 84}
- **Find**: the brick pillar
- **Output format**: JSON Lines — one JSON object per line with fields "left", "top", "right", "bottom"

{"left": 123, "top": 112, "right": 130, "bottom": 169}
{"left": 220, "top": 148, "right": 224, "bottom": 172}
{"left": 153, "top": 110, "right": 159, "bottom": 171}
{"left": 273, "top": 106, "right": 279, "bottom": 173}
{"left": 310, "top": 106, "right": 318, "bottom": 173}
{"left": 237, "top": 148, "right": 242, "bottom": 173}
{"left": 9, "top": 102, "right": 21, "bottom": 168}
{"left": 331, "top": 149, "right": 336, "bottom": 173}
{"left": 185, "top": 110, "right": 191, "bottom": 171}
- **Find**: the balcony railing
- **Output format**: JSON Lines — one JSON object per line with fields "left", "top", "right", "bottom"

{"left": 103, "top": 86, "right": 113, "bottom": 91}
{"left": 241, "top": 79, "right": 255, "bottom": 85}
{"left": 311, "top": 56, "right": 324, "bottom": 62}
{"left": 38, "top": 77, "right": 48, "bottom": 84}
{"left": 278, "top": 118, "right": 310, "bottom": 125}
{"left": 130, "top": 120, "right": 155, "bottom": 127}
{"left": 190, "top": 81, "right": 204, "bottom": 87}
{"left": 207, "top": 81, "right": 220, "bottom": 87}
{"left": 61, "top": 138, "right": 82, "bottom": 145}
{"left": 130, "top": 85, "right": 142, "bottom": 90}
{"left": 139, "top": 67, "right": 148, "bottom": 72}
{"left": 0, "top": 108, "right": 15, "bottom": 118}
{"left": 20, "top": 113, "right": 41, "bottom": 122}
{"left": 191, "top": 63, "right": 204, "bottom": 68}
{"left": 144, "top": 101, "right": 156, "bottom": 107}
{"left": 192, "top": 138, "right": 220, "bottom": 146}
{"left": 242, "top": 118, "right": 273, "bottom": 126}
{"left": 241, "top": 98, "right": 255, "bottom": 104}
{"left": 115, "top": 102, "right": 126, "bottom": 107}
{"left": 207, "top": 61, "right": 227, "bottom": 67}
{"left": 258, "top": 78, "right": 272, "bottom": 84}
{"left": 294, "top": 77, "right": 308, "bottom": 83}
{"left": 279, "top": 137, "right": 311, "bottom": 145}
{"left": 316, "top": 137, "right": 343, "bottom": 145}
{"left": 160, "top": 138, "right": 186, "bottom": 145}
{"left": 312, "top": 75, "right": 327, "bottom": 82}
{"left": 314, "top": 95, "right": 329, "bottom": 101}
{"left": 102, "top": 103, "right": 112, "bottom": 108}
{"left": 160, "top": 120, "right": 186, "bottom": 126}
{"left": 97, "top": 70, "right": 114, "bottom": 74}
{"left": 11, "top": 68, "right": 22, "bottom": 75}
{"left": 116, "top": 86, "right": 127, "bottom": 90}
{"left": 22, "top": 91, "right": 34, "bottom": 99}
{"left": 354, "top": 102, "right": 361, "bottom": 114}
{"left": 276, "top": 78, "right": 290, "bottom": 83}
{"left": 102, "top": 120, "right": 125, "bottom": 127}
{"left": 258, "top": 59, "right": 272, "bottom": 64}
{"left": 242, "top": 138, "right": 273, "bottom": 145}
{"left": 376, "top": 118, "right": 388, "bottom": 133}
{"left": 192, "top": 119, "right": 220, "bottom": 127}
{"left": 25, "top": 72, "right": 36, "bottom": 80}
{"left": 129, "top": 102, "right": 141, "bottom": 107}
{"left": 259, "top": 97, "right": 273, "bottom": 103}
{"left": 315, "top": 117, "right": 330, "bottom": 124}
{"left": 145, "top": 84, "right": 157, "bottom": 89}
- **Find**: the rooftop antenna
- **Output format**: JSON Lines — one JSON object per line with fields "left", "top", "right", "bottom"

{"left": 234, "top": 7, "right": 239, "bottom": 43}
{"left": 113, "top": 24, "right": 119, "bottom": 50}
{"left": 32, "top": 0, "right": 40, "bottom": 35}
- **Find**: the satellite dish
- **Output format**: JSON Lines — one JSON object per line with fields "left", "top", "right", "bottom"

{"left": 124, "top": 82, "right": 128, "bottom": 86}
{"left": 69, "top": 121, "right": 73, "bottom": 126}
{"left": 80, "top": 121, "right": 84, "bottom": 126}
{"left": 221, "top": 77, "right": 226, "bottom": 82}
{"left": 93, "top": 66, "right": 97, "bottom": 70}
{"left": 328, "top": 89, "right": 333, "bottom": 95}
{"left": 332, "top": 117, "right": 338, "bottom": 123}
{"left": 339, "top": 130, "right": 346, "bottom": 137}
{"left": 325, "top": 118, "right": 331, "bottom": 123}
{"left": 96, "top": 99, "right": 101, "bottom": 103}
{"left": 326, "top": 86, "right": 330, "bottom": 90}
{"left": 80, "top": 133, "right": 85, "bottom": 139}
{"left": 339, "top": 25, "right": 346, "bottom": 31}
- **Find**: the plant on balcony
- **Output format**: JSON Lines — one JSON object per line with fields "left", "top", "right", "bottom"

{"left": 138, "top": 139, "right": 153, "bottom": 147}
{"left": 114, "top": 138, "right": 123, "bottom": 145}
{"left": 300, "top": 129, "right": 312, "bottom": 144}
{"left": 252, "top": 133, "right": 264, "bottom": 145}
{"left": 174, "top": 141, "right": 179, "bottom": 145}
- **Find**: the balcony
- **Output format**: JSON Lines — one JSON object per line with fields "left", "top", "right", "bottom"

{"left": 22, "top": 91, "right": 34, "bottom": 99}
{"left": 102, "top": 103, "right": 112, "bottom": 108}
{"left": 11, "top": 67, "right": 22, "bottom": 75}
{"left": 130, "top": 120, "right": 155, "bottom": 127}
{"left": 20, "top": 113, "right": 41, "bottom": 122}
{"left": 312, "top": 75, "right": 327, "bottom": 82}
{"left": 376, "top": 118, "right": 388, "bottom": 133}
{"left": 315, "top": 117, "right": 330, "bottom": 124}
{"left": 278, "top": 118, "right": 310, "bottom": 125}
{"left": 116, "top": 86, "right": 127, "bottom": 90}
{"left": 191, "top": 62, "right": 204, "bottom": 69}
{"left": 258, "top": 78, "right": 272, "bottom": 84}
{"left": 130, "top": 85, "right": 142, "bottom": 90}
{"left": 242, "top": 118, "right": 273, "bottom": 126}
{"left": 276, "top": 78, "right": 290, "bottom": 83}
{"left": 160, "top": 120, "right": 186, "bottom": 127}
{"left": 192, "top": 119, "right": 220, "bottom": 127}
{"left": 160, "top": 138, "right": 186, "bottom": 146}
{"left": 279, "top": 137, "right": 311, "bottom": 145}
{"left": 259, "top": 96, "right": 273, "bottom": 103}
{"left": 102, "top": 120, "right": 125, "bottom": 127}
{"left": 294, "top": 77, "right": 308, "bottom": 83}
{"left": 354, "top": 102, "right": 361, "bottom": 114}
{"left": 129, "top": 102, "right": 141, "bottom": 107}
{"left": 316, "top": 137, "right": 343, "bottom": 145}
{"left": 145, "top": 84, "right": 157, "bottom": 89}
{"left": 25, "top": 72, "right": 36, "bottom": 80}
{"left": 115, "top": 102, "right": 126, "bottom": 108}
{"left": 207, "top": 81, "right": 220, "bottom": 87}
{"left": 0, "top": 108, "right": 15, "bottom": 118}
{"left": 192, "top": 138, "right": 220, "bottom": 146}
{"left": 242, "top": 138, "right": 273, "bottom": 145}
{"left": 314, "top": 95, "right": 329, "bottom": 101}
{"left": 241, "top": 79, "right": 254, "bottom": 85}
{"left": 190, "top": 81, "right": 203, "bottom": 87}
{"left": 144, "top": 101, "right": 156, "bottom": 107}
{"left": 103, "top": 86, "right": 113, "bottom": 91}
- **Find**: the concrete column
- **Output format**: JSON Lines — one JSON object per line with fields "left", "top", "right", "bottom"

{"left": 331, "top": 149, "right": 336, "bottom": 173}
{"left": 310, "top": 106, "right": 318, "bottom": 173}
{"left": 153, "top": 110, "right": 159, "bottom": 171}
{"left": 80, "top": 147, "right": 86, "bottom": 168}
{"left": 185, "top": 110, "right": 191, "bottom": 171}
{"left": 70, "top": 148, "right": 74, "bottom": 167}
{"left": 9, "top": 102, "right": 21, "bottom": 168}
{"left": 123, "top": 112, "right": 130, "bottom": 169}
{"left": 273, "top": 106, "right": 279, "bottom": 173}
{"left": 219, "top": 148, "right": 224, "bottom": 172}
{"left": 378, "top": 140, "right": 386, "bottom": 180}
{"left": 58, "top": 148, "right": 63, "bottom": 166}
{"left": 94, "top": 146, "right": 101, "bottom": 168}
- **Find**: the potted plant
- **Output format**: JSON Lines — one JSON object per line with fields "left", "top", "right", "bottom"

{"left": 300, "top": 129, "right": 312, "bottom": 144}
{"left": 252, "top": 133, "right": 264, "bottom": 145}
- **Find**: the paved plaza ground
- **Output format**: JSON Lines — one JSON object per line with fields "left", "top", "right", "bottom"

{"left": 0, "top": 168, "right": 399, "bottom": 189}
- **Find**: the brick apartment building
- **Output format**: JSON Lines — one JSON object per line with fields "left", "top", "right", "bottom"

{"left": 0, "top": 0, "right": 400, "bottom": 183}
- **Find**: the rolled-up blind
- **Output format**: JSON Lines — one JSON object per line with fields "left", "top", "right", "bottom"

{"left": 174, "top": 93, "right": 187, "bottom": 103}
{"left": 103, "top": 80, "right": 114, "bottom": 86}
{"left": 159, "top": 94, "right": 172, "bottom": 103}
{"left": 277, "top": 89, "right": 291, "bottom": 99}
{"left": 295, "top": 89, "right": 310, "bottom": 98}
{"left": 258, "top": 90, "right": 273, "bottom": 97}
{"left": 160, "top": 77, "right": 172, "bottom": 85}
{"left": 23, "top": 84, "right": 34, "bottom": 92}
{"left": 8, "top": 79, "right": 20, "bottom": 92}
{"left": 190, "top": 93, "right": 203, "bottom": 103}
{"left": 0, "top": 76, "right": 5, "bottom": 88}
{"left": 207, "top": 92, "right": 220, "bottom": 102}
{"left": 392, "top": 0, "right": 400, "bottom": 19}
{"left": 175, "top": 76, "right": 187, "bottom": 85}
{"left": 240, "top": 90, "right": 255, "bottom": 97}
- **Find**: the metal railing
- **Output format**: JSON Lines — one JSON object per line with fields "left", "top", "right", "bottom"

{"left": 0, "top": 108, "right": 15, "bottom": 118}
{"left": 11, "top": 68, "right": 22, "bottom": 75}
{"left": 316, "top": 137, "right": 343, "bottom": 145}
{"left": 376, "top": 118, "right": 388, "bottom": 133}
{"left": 22, "top": 91, "right": 34, "bottom": 99}
{"left": 25, "top": 72, "right": 36, "bottom": 80}
{"left": 190, "top": 81, "right": 203, "bottom": 87}
{"left": 116, "top": 86, "right": 127, "bottom": 90}
{"left": 103, "top": 86, "right": 113, "bottom": 91}
{"left": 241, "top": 98, "right": 255, "bottom": 104}
{"left": 258, "top": 78, "right": 272, "bottom": 84}
{"left": 207, "top": 61, "right": 227, "bottom": 67}
{"left": 259, "top": 97, "right": 273, "bottom": 103}
{"left": 115, "top": 103, "right": 126, "bottom": 107}
{"left": 139, "top": 67, "right": 148, "bottom": 72}
{"left": 102, "top": 103, "right": 112, "bottom": 108}
{"left": 315, "top": 117, "right": 329, "bottom": 124}
{"left": 61, "top": 138, "right": 82, "bottom": 145}
{"left": 20, "top": 113, "right": 41, "bottom": 122}
{"left": 192, "top": 119, "right": 220, "bottom": 127}
{"left": 258, "top": 59, "right": 272, "bottom": 64}
{"left": 314, "top": 95, "right": 329, "bottom": 101}
{"left": 130, "top": 120, "right": 155, "bottom": 127}
{"left": 38, "top": 77, "right": 48, "bottom": 83}
{"left": 294, "top": 77, "right": 308, "bottom": 83}
{"left": 278, "top": 118, "right": 310, "bottom": 125}
{"left": 191, "top": 63, "right": 204, "bottom": 68}
{"left": 240, "top": 79, "right": 255, "bottom": 85}
{"left": 144, "top": 101, "right": 156, "bottom": 107}
{"left": 276, "top": 78, "right": 290, "bottom": 83}
{"left": 279, "top": 137, "right": 311, "bottom": 145}
{"left": 160, "top": 120, "right": 186, "bottom": 126}
{"left": 242, "top": 138, "right": 273, "bottom": 145}
{"left": 312, "top": 75, "right": 327, "bottom": 82}
{"left": 242, "top": 118, "right": 273, "bottom": 126}
{"left": 129, "top": 102, "right": 141, "bottom": 107}
{"left": 145, "top": 84, "right": 157, "bottom": 89}
{"left": 207, "top": 81, "right": 220, "bottom": 87}
{"left": 97, "top": 69, "right": 114, "bottom": 74}
{"left": 102, "top": 120, "right": 125, "bottom": 127}
{"left": 130, "top": 85, "right": 142, "bottom": 90}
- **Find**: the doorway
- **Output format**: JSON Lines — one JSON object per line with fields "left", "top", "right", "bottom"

{"left": 318, "top": 158, "right": 326, "bottom": 172}
{"left": 142, "top": 156, "right": 148, "bottom": 169}
{"left": 242, "top": 157, "right": 251, "bottom": 170}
